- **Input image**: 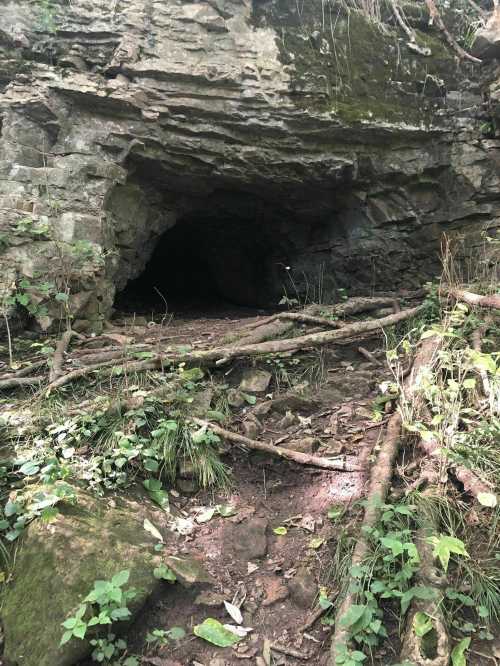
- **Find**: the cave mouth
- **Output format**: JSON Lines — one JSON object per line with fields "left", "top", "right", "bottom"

{"left": 114, "top": 198, "right": 298, "bottom": 317}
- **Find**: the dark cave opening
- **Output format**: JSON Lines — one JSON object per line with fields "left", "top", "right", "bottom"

{"left": 114, "top": 198, "right": 299, "bottom": 315}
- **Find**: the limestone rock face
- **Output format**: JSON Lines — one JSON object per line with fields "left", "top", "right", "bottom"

{"left": 0, "top": 0, "right": 499, "bottom": 330}
{"left": 1, "top": 486, "right": 165, "bottom": 666}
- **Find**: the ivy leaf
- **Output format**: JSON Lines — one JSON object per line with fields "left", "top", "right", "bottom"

{"left": 380, "top": 537, "right": 404, "bottom": 556}
{"left": 143, "top": 458, "right": 159, "bottom": 473}
{"left": 273, "top": 526, "right": 287, "bottom": 536}
{"left": 143, "top": 479, "right": 170, "bottom": 511}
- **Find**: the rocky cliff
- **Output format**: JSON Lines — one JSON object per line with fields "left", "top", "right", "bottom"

{"left": 0, "top": 0, "right": 499, "bottom": 331}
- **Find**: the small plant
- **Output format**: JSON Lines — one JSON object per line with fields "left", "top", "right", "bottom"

{"left": 145, "top": 626, "right": 185, "bottom": 649}
{"left": 61, "top": 570, "right": 136, "bottom": 657}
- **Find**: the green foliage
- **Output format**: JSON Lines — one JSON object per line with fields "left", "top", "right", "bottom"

{"left": 0, "top": 482, "right": 76, "bottom": 543}
{"left": 427, "top": 534, "right": 469, "bottom": 572}
{"left": 60, "top": 570, "right": 137, "bottom": 662}
{"left": 145, "top": 626, "right": 186, "bottom": 649}
{"left": 451, "top": 637, "right": 471, "bottom": 666}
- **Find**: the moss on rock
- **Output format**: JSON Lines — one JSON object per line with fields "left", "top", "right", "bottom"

{"left": 1, "top": 486, "right": 166, "bottom": 666}
{"left": 253, "top": 0, "right": 472, "bottom": 126}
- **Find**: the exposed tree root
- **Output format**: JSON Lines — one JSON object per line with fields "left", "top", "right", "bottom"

{"left": 191, "top": 418, "right": 362, "bottom": 472}
{"left": 1, "top": 305, "right": 423, "bottom": 393}
{"left": 178, "top": 306, "right": 424, "bottom": 367}
{"left": 400, "top": 485, "right": 450, "bottom": 666}
{"left": 472, "top": 319, "right": 492, "bottom": 398}
{"left": 43, "top": 358, "right": 159, "bottom": 394}
{"left": 331, "top": 334, "right": 443, "bottom": 663}
{"left": 49, "top": 330, "right": 78, "bottom": 382}
{"left": 330, "top": 411, "right": 403, "bottom": 662}
{"left": 233, "top": 319, "right": 296, "bottom": 346}
{"left": 448, "top": 288, "right": 500, "bottom": 309}
{"left": 0, "top": 360, "right": 47, "bottom": 380}
{"left": 0, "top": 376, "right": 44, "bottom": 389}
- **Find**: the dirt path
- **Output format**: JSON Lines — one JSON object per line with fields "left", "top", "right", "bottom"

{"left": 115, "top": 330, "right": 391, "bottom": 666}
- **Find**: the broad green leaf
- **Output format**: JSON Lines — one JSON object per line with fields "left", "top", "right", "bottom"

{"left": 194, "top": 618, "right": 242, "bottom": 647}
{"left": 19, "top": 461, "right": 40, "bottom": 476}
{"left": 60, "top": 630, "right": 73, "bottom": 646}
{"left": 111, "top": 570, "right": 130, "bottom": 587}
{"left": 143, "top": 458, "right": 159, "bottom": 472}
{"left": 339, "top": 605, "right": 367, "bottom": 629}
{"left": 216, "top": 504, "right": 237, "bottom": 517}
{"left": 72, "top": 622, "right": 87, "bottom": 639}
{"left": 196, "top": 507, "right": 216, "bottom": 524}
{"left": 413, "top": 612, "right": 433, "bottom": 638}
{"left": 318, "top": 591, "right": 333, "bottom": 610}
{"left": 451, "top": 638, "right": 471, "bottom": 666}
{"left": 427, "top": 535, "right": 469, "bottom": 572}
{"left": 380, "top": 537, "right": 404, "bottom": 556}
{"left": 167, "top": 626, "right": 186, "bottom": 640}
{"left": 273, "top": 526, "right": 287, "bottom": 536}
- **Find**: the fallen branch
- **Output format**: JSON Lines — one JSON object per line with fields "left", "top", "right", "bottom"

{"left": 175, "top": 306, "right": 424, "bottom": 367}
{"left": 269, "top": 643, "right": 310, "bottom": 660}
{"left": 192, "top": 419, "right": 362, "bottom": 472}
{"left": 49, "top": 329, "right": 77, "bottom": 382}
{"left": 0, "top": 376, "right": 44, "bottom": 390}
{"left": 449, "top": 288, "right": 500, "bottom": 310}
{"left": 425, "top": 0, "right": 482, "bottom": 63}
{"left": 6, "top": 306, "right": 423, "bottom": 393}
{"left": 44, "top": 358, "right": 160, "bottom": 394}
{"left": 358, "top": 346, "right": 381, "bottom": 366}
{"left": 243, "top": 297, "right": 399, "bottom": 333}
{"left": 0, "top": 360, "right": 47, "bottom": 380}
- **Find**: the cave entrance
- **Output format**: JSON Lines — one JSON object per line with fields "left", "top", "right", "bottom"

{"left": 114, "top": 194, "right": 297, "bottom": 316}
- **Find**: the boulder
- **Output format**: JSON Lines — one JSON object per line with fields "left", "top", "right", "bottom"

{"left": 1, "top": 486, "right": 166, "bottom": 666}
{"left": 239, "top": 369, "right": 272, "bottom": 394}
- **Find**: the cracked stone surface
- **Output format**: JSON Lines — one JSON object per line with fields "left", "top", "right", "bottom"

{"left": 0, "top": 0, "right": 498, "bottom": 331}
